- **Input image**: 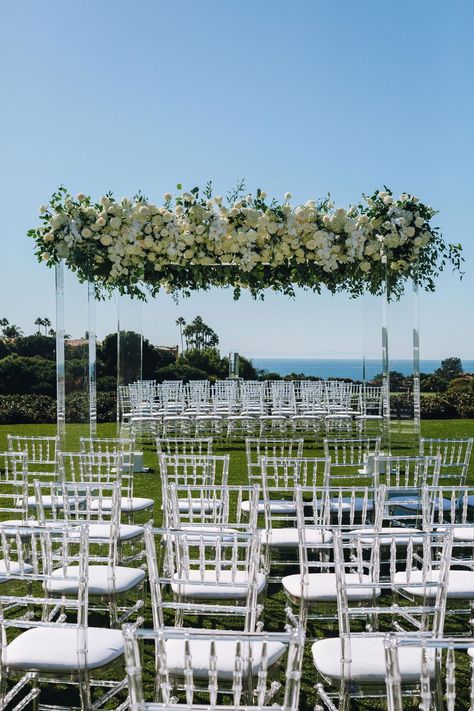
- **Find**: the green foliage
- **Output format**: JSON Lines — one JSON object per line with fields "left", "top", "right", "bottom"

{"left": 0, "top": 392, "right": 116, "bottom": 425}
{"left": 436, "top": 356, "right": 464, "bottom": 381}
{"left": 14, "top": 335, "right": 56, "bottom": 360}
{"left": 447, "top": 376, "right": 474, "bottom": 394}
{"left": 0, "top": 355, "right": 56, "bottom": 395}
{"left": 155, "top": 363, "right": 210, "bottom": 382}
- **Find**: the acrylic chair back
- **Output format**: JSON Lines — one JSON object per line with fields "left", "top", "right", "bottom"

{"left": 166, "top": 483, "right": 260, "bottom": 532}
{"left": 0, "top": 452, "right": 29, "bottom": 524}
{"left": 420, "top": 436, "right": 473, "bottom": 486}
{"left": 334, "top": 529, "right": 452, "bottom": 640}
{"left": 144, "top": 525, "right": 263, "bottom": 632}
{"left": 123, "top": 624, "right": 305, "bottom": 711}
{"left": 245, "top": 439, "right": 304, "bottom": 482}
{"left": 384, "top": 636, "right": 474, "bottom": 711}
{"left": 156, "top": 437, "right": 213, "bottom": 456}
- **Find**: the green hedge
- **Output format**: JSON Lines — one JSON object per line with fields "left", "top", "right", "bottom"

{"left": 0, "top": 393, "right": 117, "bottom": 425}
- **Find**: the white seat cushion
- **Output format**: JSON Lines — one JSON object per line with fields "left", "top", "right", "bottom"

{"left": 16, "top": 495, "right": 64, "bottom": 510}
{"left": 450, "top": 526, "right": 474, "bottom": 542}
{"left": 329, "top": 498, "right": 373, "bottom": 513}
{"left": 349, "top": 527, "right": 424, "bottom": 545}
{"left": 0, "top": 520, "right": 40, "bottom": 536}
{"left": 312, "top": 636, "right": 435, "bottom": 683}
{"left": 261, "top": 528, "right": 332, "bottom": 547}
{"left": 164, "top": 638, "right": 286, "bottom": 680}
{"left": 177, "top": 499, "right": 221, "bottom": 514}
{"left": 171, "top": 569, "right": 267, "bottom": 599}
{"left": 388, "top": 495, "right": 453, "bottom": 512}
{"left": 90, "top": 497, "right": 154, "bottom": 513}
{"left": 86, "top": 523, "right": 144, "bottom": 541}
{"left": 0, "top": 560, "right": 33, "bottom": 581}
{"left": 46, "top": 565, "right": 145, "bottom": 595}
{"left": 395, "top": 569, "right": 474, "bottom": 599}
{"left": 240, "top": 500, "right": 296, "bottom": 514}
{"left": 282, "top": 573, "right": 380, "bottom": 602}
{"left": 4, "top": 626, "right": 124, "bottom": 671}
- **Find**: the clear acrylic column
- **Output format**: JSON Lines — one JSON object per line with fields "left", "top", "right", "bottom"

{"left": 382, "top": 264, "right": 421, "bottom": 451}
{"left": 55, "top": 262, "right": 66, "bottom": 445}
{"left": 412, "top": 276, "right": 421, "bottom": 440}
{"left": 55, "top": 262, "right": 97, "bottom": 446}
{"left": 116, "top": 295, "right": 143, "bottom": 427}
{"left": 88, "top": 282, "right": 97, "bottom": 437}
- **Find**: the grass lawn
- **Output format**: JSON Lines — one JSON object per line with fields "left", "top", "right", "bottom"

{"left": 1, "top": 419, "right": 473, "bottom": 709}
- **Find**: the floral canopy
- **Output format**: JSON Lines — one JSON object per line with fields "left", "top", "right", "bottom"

{"left": 29, "top": 183, "right": 463, "bottom": 301}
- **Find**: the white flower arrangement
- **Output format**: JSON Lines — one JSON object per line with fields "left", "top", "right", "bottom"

{"left": 28, "top": 183, "right": 463, "bottom": 300}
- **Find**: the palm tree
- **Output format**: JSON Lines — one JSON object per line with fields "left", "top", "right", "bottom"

{"left": 176, "top": 317, "right": 186, "bottom": 353}
{"left": 34, "top": 317, "right": 44, "bottom": 335}
{"left": 49, "top": 328, "right": 56, "bottom": 337}
{"left": 43, "top": 317, "right": 52, "bottom": 336}
{"left": 3, "top": 324, "right": 23, "bottom": 338}
{"left": 0, "top": 317, "right": 9, "bottom": 336}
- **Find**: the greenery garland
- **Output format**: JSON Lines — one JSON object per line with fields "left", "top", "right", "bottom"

{"left": 28, "top": 183, "right": 463, "bottom": 300}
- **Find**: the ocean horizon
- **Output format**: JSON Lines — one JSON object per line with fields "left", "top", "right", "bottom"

{"left": 250, "top": 358, "right": 474, "bottom": 381}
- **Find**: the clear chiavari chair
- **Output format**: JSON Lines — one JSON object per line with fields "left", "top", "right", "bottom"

{"left": 166, "top": 483, "right": 260, "bottom": 535}
{"left": 313, "top": 529, "right": 452, "bottom": 711}
{"left": 282, "top": 485, "right": 386, "bottom": 633}
{"left": 145, "top": 525, "right": 266, "bottom": 632}
{"left": 7, "top": 435, "right": 61, "bottom": 513}
{"left": 123, "top": 624, "right": 304, "bottom": 710}
{"left": 384, "top": 635, "right": 474, "bottom": 711}
{"left": 0, "top": 452, "right": 31, "bottom": 530}
{"left": 159, "top": 454, "right": 230, "bottom": 527}
{"left": 245, "top": 438, "right": 304, "bottom": 481}
{"left": 420, "top": 436, "right": 473, "bottom": 487}
{"left": 35, "top": 479, "right": 145, "bottom": 625}
{"left": 78, "top": 440, "right": 154, "bottom": 521}
{"left": 0, "top": 524, "right": 128, "bottom": 710}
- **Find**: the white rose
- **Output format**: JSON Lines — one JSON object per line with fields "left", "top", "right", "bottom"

{"left": 182, "top": 193, "right": 193, "bottom": 202}
{"left": 41, "top": 252, "right": 50, "bottom": 260}
{"left": 51, "top": 214, "right": 66, "bottom": 231}
{"left": 383, "top": 195, "right": 393, "bottom": 205}
{"left": 404, "top": 227, "right": 416, "bottom": 238}
{"left": 260, "top": 191, "right": 267, "bottom": 199}
{"left": 414, "top": 216, "right": 424, "bottom": 228}
{"left": 100, "top": 235, "right": 113, "bottom": 246}
{"left": 43, "top": 233, "right": 54, "bottom": 242}
{"left": 109, "top": 217, "right": 121, "bottom": 229}
{"left": 39, "top": 205, "right": 48, "bottom": 214}
{"left": 121, "top": 197, "right": 132, "bottom": 208}
{"left": 76, "top": 193, "right": 86, "bottom": 202}
{"left": 96, "top": 217, "right": 106, "bottom": 227}
{"left": 81, "top": 228, "right": 93, "bottom": 238}
{"left": 163, "top": 192, "right": 172, "bottom": 202}
{"left": 100, "top": 196, "right": 110, "bottom": 206}
{"left": 360, "top": 261, "right": 371, "bottom": 272}
{"left": 138, "top": 205, "right": 149, "bottom": 217}
{"left": 284, "top": 192, "right": 292, "bottom": 201}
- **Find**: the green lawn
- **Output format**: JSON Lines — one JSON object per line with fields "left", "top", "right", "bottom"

{"left": 1, "top": 420, "right": 474, "bottom": 709}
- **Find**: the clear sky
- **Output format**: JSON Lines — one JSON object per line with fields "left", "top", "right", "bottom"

{"left": 1, "top": 0, "right": 473, "bottom": 360}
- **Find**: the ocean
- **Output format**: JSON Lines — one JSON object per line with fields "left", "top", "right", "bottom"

{"left": 251, "top": 358, "right": 474, "bottom": 381}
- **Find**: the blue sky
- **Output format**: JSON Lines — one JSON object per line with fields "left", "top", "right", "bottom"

{"left": 1, "top": 0, "right": 473, "bottom": 360}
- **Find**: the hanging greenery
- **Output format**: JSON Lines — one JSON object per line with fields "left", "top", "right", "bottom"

{"left": 29, "top": 183, "right": 463, "bottom": 300}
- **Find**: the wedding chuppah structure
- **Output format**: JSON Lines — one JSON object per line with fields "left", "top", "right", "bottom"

{"left": 29, "top": 184, "right": 463, "bottom": 446}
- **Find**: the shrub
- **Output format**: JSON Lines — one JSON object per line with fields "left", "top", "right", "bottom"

{"left": 451, "top": 393, "right": 474, "bottom": 418}
{"left": 0, "top": 355, "right": 56, "bottom": 395}
{"left": 0, "top": 392, "right": 117, "bottom": 424}
{"left": 155, "top": 364, "right": 210, "bottom": 382}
